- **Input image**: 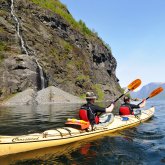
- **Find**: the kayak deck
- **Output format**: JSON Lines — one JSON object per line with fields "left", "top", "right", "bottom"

{"left": 0, "top": 107, "right": 155, "bottom": 156}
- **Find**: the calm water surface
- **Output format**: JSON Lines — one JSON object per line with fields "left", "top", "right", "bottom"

{"left": 0, "top": 100, "right": 165, "bottom": 165}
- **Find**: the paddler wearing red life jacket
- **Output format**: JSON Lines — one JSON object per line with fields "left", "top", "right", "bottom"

{"left": 119, "top": 96, "right": 146, "bottom": 115}
{"left": 79, "top": 92, "right": 114, "bottom": 125}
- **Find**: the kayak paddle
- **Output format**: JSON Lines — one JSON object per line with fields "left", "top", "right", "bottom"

{"left": 114, "top": 79, "right": 141, "bottom": 103}
{"left": 138, "top": 87, "right": 164, "bottom": 105}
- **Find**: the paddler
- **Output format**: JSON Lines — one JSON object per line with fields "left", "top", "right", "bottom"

{"left": 119, "top": 96, "right": 146, "bottom": 115}
{"left": 79, "top": 92, "right": 114, "bottom": 126}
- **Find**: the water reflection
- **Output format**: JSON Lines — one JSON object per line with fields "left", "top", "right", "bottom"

{"left": 2, "top": 135, "right": 148, "bottom": 165}
{"left": 0, "top": 104, "right": 81, "bottom": 135}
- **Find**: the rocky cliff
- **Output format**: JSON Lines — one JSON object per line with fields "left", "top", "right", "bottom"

{"left": 0, "top": 0, "right": 122, "bottom": 101}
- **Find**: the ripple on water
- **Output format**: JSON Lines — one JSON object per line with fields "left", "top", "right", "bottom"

{"left": 120, "top": 128, "right": 164, "bottom": 140}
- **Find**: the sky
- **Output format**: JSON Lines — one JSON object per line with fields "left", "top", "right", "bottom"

{"left": 60, "top": 0, "right": 165, "bottom": 88}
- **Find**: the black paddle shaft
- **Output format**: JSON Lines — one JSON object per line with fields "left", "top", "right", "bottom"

{"left": 137, "top": 96, "right": 149, "bottom": 106}
{"left": 114, "top": 90, "right": 130, "bottom": 103}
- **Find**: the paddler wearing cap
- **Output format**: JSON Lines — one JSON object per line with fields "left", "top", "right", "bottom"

{"left": 79, "top": 92, "right": 114, "bottom": 126}
{"left": 119, "top": 96, "right": 146, "bottom": 115}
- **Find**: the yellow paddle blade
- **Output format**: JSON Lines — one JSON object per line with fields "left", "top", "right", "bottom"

{"left": 149, "top": 87, "right": 164, "bottom": 98}
{"left": 127, "top": 79, "right": 142, "bottom": 91}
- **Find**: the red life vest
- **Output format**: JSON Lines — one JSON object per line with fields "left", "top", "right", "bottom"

{"left": 119, "top": 106, "right": 133, "bottom": 115}
{"left": 94, "top": 115, "right": 99, "bottom": 124}
{"left": 79, "top": 109, "right": 89, "bottom": 122}
{"left": 79, "top": 109, "right": 99, "bottom": 124}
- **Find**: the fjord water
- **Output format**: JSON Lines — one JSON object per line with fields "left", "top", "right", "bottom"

{"left": 0, "top": 100, "right": 165, "bottom": 165}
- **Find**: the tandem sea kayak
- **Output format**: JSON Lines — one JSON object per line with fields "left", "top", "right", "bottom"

{"left": 0, "top": 107, "right": 155, "bottom": 156}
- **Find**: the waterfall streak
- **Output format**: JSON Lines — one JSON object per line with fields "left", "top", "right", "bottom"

{"left": 36, "top": 60, "right": 45, "bottom": 89}
{"left": 10, "top": 0, "right": 46, "bottom": 89}
{"left": 11, "top": 0, "right": 28, "bottom": 55}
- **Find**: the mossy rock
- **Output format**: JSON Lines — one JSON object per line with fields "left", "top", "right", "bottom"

{"left": 92, "top": 84, "right": 105, "bottom": 101}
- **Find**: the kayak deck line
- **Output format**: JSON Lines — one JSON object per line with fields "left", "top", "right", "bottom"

{"left": 0, "top": 122, "right": 142, "bottom": 145}
{"left": 0, "top": 124, "right": 135, "bottom": 145}
{"left": 0, "top": 107, "right": 155, "bottom": 156}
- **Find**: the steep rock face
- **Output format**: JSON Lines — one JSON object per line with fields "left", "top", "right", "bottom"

{"left": 0, "top": 55, "right": 44, "bottom": 96}
{"left": 0, "top": 0, "right": 122, "bottom": 101}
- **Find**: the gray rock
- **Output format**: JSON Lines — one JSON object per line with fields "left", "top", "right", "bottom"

{"left": 0, "top": 55, "right": 41, "bottom": 98}
{"left": 36, "top": 86, "right": 85, "bottom": 104}
{"left": 1, "top": 88, "right": 35, "bottom": 106}
{"left": 1, "top": 86, "right": 85, "bottom": 106}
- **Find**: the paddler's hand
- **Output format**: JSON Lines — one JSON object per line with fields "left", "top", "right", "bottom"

{"left": 111, "top": 101, "right": 115, "bottom": 105}
{"left": 107, "top": 101, "right": 115, "bottom": 107}
{"left": 106, "top": 102, "right": 115, "bottom": 113}
{"left": 139, "top": 99, "right": 146, "bottom": 108}
{"left": 142, "top": 99, "right": 146, "bottom": 103}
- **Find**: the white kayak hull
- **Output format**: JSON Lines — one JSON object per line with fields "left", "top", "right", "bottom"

{"left": 0, "top": 107, "right": 155, "bottom": 156}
